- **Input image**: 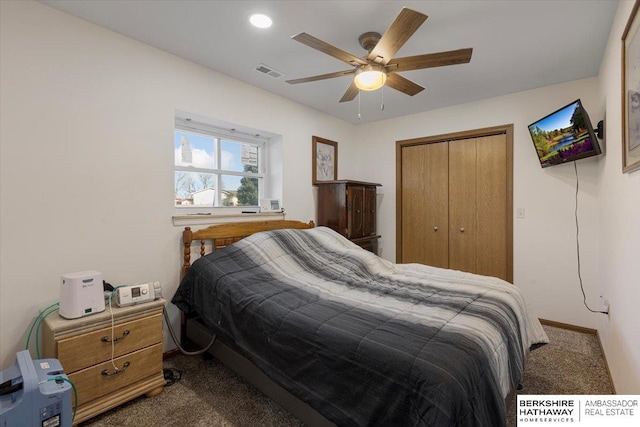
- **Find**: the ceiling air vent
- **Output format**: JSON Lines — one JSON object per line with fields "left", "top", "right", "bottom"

{"left": 254, "top": 63, "right": 284, "bottom": 79}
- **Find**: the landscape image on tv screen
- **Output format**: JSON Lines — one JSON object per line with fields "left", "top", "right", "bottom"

{"left": 528, "top": 100, "right": 601, "bottom": 168}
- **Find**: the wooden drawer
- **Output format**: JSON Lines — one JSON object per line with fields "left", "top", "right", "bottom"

{"left": 57, "top": 314, "right": 162, "bottom": 373}
{"left": 352, "top": 236, "right": 379, "bottom": 255}
{"left": 69, "top": 343, "right": 163, "bottom": 406}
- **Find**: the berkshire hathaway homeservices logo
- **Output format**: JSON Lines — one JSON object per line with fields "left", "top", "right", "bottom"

{"left": 517, "top": 395, "right": 638, "bottom": 426}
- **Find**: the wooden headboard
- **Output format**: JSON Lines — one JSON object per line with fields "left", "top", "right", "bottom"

{"left": 181, "top": 219, "right": 315, "bottom": 277}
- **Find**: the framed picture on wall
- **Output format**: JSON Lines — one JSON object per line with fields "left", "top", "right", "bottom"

{"left": 622, "top": 0, "right": 640, "bottom": 173}
{"left": 312, "top": 136, "right": 338, "bottom": 184}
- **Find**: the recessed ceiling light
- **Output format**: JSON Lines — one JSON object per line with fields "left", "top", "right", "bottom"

{"left": 250, "top": 14, "right": 272, "bottom": 29}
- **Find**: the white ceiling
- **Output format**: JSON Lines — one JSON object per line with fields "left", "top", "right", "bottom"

{"left": 39, "top": 1, "right": 618, "bottom": 124}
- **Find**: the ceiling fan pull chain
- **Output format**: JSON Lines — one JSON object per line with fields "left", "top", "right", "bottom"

{"left": 358, "top": 89, "right": 362, "bottom": 120}
{"left": 381, "top": 85, "right": 385, "bottom": 111}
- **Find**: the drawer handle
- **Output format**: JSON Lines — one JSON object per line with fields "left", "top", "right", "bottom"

{"left": 101, "top": 330, "right": 130, "bottom": 343}
{"left": 101, "top": 361, "right": 130, "bottom": 376}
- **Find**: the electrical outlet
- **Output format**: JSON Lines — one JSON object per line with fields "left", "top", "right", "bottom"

{"left": 153, "top": 281, "right": 162, "bottom": 298}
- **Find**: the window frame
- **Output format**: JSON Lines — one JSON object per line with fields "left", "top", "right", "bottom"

{"left": 174, "top": 118, "right": 267, "bottom": 212}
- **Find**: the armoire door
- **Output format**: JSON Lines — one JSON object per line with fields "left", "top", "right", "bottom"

{"left": 363, "top": 186, "right": 377, "bottom": 237}
{"left": 396, "top": 125, "right": 513, "bottom": 282}
{"left": 348, "top": 184, "right": 378, "bottom": 238}
{"left": 347, "top": 185, "right": 364, "bottom": 239}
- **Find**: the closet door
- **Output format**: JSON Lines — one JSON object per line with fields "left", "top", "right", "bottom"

{"left": 475, "top": 134, "right": 508, "bottom": 279}
{"left": 448, "top": 138, "right": 478, "bottom": 274}
{"left": 396, "top": 125, "right": 513, "bottom": 282}
{"left": 448, "top": 134, "right": 509, "bottom": 279}
{"left": 400, "top": 143, "right": 449, "bottom": 267}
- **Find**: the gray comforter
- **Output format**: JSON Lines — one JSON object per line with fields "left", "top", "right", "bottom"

{"left": 172, "top": 226, "right": 548, "bottom": 426}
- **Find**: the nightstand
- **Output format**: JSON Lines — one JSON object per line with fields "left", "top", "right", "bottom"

{"left": 42, "top": 298, "right": 166, "bottom": 424}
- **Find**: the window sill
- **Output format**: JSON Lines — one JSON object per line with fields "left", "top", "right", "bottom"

{"left": 172, "top": 212, "right": 286, "bottom": 227}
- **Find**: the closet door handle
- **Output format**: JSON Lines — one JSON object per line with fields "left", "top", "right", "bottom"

{"left": 433, "top": 226, "right": 438, "bottom": 231}
{"left": 459, "top": 227, "right": 465, "bottom": 232}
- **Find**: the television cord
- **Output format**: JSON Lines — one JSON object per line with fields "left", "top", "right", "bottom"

{"left": 574, "top": 161, "right": 608, "bottom": 315}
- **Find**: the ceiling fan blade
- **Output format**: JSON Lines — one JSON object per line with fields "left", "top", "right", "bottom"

{"left": 388, "top": 48, "right": 473, "bottom": 71}
{"left": 286, "top": 69, "right": 355, "bottom": 84}
{"left": 385, "top": 73, "right": 425, "bottom": 96}
{"left": 292, "top": 33, "right": 367, "bottom": 66}
{"left": 339, "top": 82, "right": 359, "bottom": 103}
{"left": 368, "top": 8, "right": 428, "bottom": 65}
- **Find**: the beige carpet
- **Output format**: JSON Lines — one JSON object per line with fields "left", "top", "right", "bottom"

{"left": 81, "top": 325, "right": 613, "bottom": 426}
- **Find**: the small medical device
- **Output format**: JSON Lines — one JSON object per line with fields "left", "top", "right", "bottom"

{"left": 259, "top": 198, "right": 282, "bottom": 212}
{"left": 0, "top": 350, "right": 72, "bottom": 427}
{"left": 59, "top": 270, "right": 105, "bottom": 319}
{"left": 115, "top": 282, "right": 162, "bottom": 307}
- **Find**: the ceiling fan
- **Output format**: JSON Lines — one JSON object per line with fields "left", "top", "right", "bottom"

{"left": 285, "top": 7, "right": 473, "bottom": 103}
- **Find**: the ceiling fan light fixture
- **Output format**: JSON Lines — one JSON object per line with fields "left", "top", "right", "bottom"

{"left": 354, "top": 65, "right": 387, "bottom": 91}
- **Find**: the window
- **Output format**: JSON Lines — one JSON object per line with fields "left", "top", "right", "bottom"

{"left": 174, "top": 117, "right": 267, "bottom": 209}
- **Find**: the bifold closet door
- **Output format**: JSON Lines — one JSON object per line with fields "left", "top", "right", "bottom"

{"left": 400, "top": 142, "right": 449, "bottom": 267}
{"left": 397, "top": 125, "right": 512, "bottom": 282}
{"left": 448, "top": 134, "right": 508, "bottom": 280}
{"left": 448, "top": 138, "right": 477, "bottom": 274}
{"left": 475, "top": 134, "right": 508, "bottom": 280}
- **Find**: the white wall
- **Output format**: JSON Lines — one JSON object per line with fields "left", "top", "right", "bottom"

{"left": 595, "top": 0, "right": 640, "bottom": 395}
{"left": 0, "top": 0, "right": 354, "bottom": 367}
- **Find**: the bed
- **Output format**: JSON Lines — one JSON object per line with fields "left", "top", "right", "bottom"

{"left": 172, "top": 220, "right": 548, "bottom": 427}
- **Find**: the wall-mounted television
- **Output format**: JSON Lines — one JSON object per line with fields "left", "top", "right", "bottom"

{"left": 528, "top": 99, "right": 602, "bottom": 168}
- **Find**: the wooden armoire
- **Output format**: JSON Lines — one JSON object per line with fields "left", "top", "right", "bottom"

{"left": 396, "top": 125, "right": 513, "bottom": 282}
{"left": 316, "top": 180, "right": 381, "bottom": 254}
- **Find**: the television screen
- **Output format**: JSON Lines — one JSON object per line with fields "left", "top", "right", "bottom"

{"left": 528, "top": 99, "right": 602, "bottom": 168}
